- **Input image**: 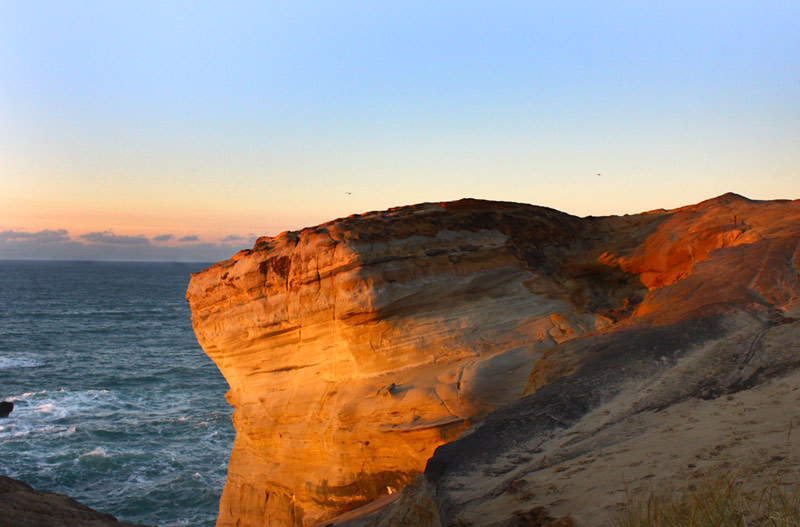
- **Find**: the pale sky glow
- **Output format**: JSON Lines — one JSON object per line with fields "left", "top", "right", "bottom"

{"left": 1, "top": 1, "right": 798, "bottom": 261}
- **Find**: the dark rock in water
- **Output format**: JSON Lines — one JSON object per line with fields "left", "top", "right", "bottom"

{"left": 0, "top": 475, "right": 151, "bottom": 527}
{"left": 0, "top": 401, "right": 12, "bottom": 418}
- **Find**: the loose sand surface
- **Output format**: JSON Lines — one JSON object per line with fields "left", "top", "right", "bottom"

{"left": 455, "top": 368, "right": 800, "bottom": 526}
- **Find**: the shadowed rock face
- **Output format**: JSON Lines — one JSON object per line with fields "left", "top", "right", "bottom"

{"left": 0, "top": 476, "right": 148, "bottom": 527}
{"left": 186, "top": 194, "right": 800, "bottom": 527}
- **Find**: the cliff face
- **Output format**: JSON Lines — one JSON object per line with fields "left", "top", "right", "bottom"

{"left": 186, "top": 194, "right": 800, "bottom": 527}
{"left": 186, "top": 201, "right": 628, "bottom": 526}
{"left": 338, "top": 194, "right": 800, "bottom": 527}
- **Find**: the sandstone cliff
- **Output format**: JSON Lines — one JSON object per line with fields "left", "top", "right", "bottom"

{"left": 338, "top": 194, "right": 800, "bottom": 526}
{"left": 186, "top": 193, "right": 800, "bottom": 527}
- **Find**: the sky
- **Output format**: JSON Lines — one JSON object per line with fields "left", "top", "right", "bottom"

{"left": 1, "top": 1, "right": 798, "bottom": 261}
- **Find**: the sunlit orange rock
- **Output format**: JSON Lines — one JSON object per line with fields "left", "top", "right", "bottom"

{"left": 186, "top": 194, "right": 800, "bottom": 527}
{"left": 187, "top": 200, "right": 635, "bottom": 526}
{"left": 597, "top": 193, "right": 797, "bottom": 290}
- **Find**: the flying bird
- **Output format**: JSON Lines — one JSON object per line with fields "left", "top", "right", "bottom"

{"left": 345, "top": 192, "right": 352, "bottom": 195}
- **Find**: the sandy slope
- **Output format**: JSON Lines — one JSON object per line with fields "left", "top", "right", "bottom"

{"left": 446, "top": 338, "right": 800, "bottom": 526}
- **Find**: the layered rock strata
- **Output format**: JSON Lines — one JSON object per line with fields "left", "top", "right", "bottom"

{"left": 338, "top": 194, "right": 800, "bottom": 526}
{"left": 187, "top": 193, "right": 800, "bottom": 527}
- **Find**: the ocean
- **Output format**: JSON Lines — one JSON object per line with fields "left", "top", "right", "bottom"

{"left": 0, "top": 260, "right": 234, "bottom": 527}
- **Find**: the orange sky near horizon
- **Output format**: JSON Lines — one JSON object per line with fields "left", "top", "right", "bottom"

{"left": 2, "top": 2, "right": 798, "bottom": 254}
{"left": 4, "top": 178, "right": 799, "bottom": 245}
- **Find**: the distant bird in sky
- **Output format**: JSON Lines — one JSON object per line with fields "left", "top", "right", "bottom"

{"left": 596, "top": 173, "right": 602, "bottom": 177}
{"left": 345, "top": 192, "right": 352, "bottom": 195}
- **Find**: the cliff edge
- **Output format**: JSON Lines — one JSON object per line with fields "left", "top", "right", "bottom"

{"left": 186, "top": 194, "right": 800, "bottom": 527}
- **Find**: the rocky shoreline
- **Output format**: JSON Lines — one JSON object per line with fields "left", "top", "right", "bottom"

{"left": 0, "top": 475, "right": 150, "bottom": 527}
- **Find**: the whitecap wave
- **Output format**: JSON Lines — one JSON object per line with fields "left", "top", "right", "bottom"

{"left": 19, "top": 390, "right": 48, "bottom": 398}
{"left": 0, "top": 356, "right": 43, "bottom": 369}
{"left": 0, "top": 388, "right": 121, "bottom": 438}
{"left": 0, "top": 420, "right": 34, "bottom": 438}
{"left": 80, "top": 446, "right": 109, "bottom": 458}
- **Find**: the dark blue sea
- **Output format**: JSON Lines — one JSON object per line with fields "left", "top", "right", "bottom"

{"left": 0, "top": 260, "right": 234, "bottom": 526}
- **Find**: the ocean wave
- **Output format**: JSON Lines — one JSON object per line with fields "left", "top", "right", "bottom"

{"left": 80, "top": 446, "right": 109, "bottom": 458}
{"left": 34, "top": 403, "right": 56, "bottom": 414}
{"left": 0, "top": 260, "right": 230, "bottom": 527}
{"left": 0, "top": 356, "right": 44, "bottom": 369}
{"left": 0, "top": 420, "right": 35, "bottom": 438}
{"left": 11, "top": 390, "right": 49, "bottom": 400}
{"left": 0, "top": 388, "right": 121, "bottom": 437}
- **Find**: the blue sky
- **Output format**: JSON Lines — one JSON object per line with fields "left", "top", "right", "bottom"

{"left": 1, "top": 1, "right": 798, "bottom": 261}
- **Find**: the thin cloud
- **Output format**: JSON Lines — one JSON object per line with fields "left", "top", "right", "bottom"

{"left": 153, "top": 234, "right": 174, "bottom": 242}
{"left": 0, "top": 229, "right": 70, "bottom": 243}
{"left": 0, "top": 227, "right": 247, "bottom": 262}
{"left": 178, "top": 235, "right": 200, "bottom": 242}
{"left": 80, "top": 231, "right": 150, "bottom": 245}
{"left": 221, "top": 234, "right": 244, "bottom": 242}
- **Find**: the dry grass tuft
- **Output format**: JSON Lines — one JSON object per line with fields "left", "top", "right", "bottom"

{"left": 614, "top": 472, "right": 800, "bottom": 527}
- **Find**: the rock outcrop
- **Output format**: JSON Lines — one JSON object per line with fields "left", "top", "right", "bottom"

{"left": 187, "top": 193, "right": 800, "bottom": 527}
{"left": 338, "top": 195, "right": 800, "bottom": 526}
{"left": 0, "top": 475, "right": 148, "bottom": 527}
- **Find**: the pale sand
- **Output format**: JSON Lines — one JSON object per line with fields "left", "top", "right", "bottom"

{"left": 453, "top": 368, "right": 800, "bottom": 526}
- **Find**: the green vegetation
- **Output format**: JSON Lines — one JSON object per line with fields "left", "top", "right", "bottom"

{"left": 615, "top": 473, "right": 800, "bottom": 527}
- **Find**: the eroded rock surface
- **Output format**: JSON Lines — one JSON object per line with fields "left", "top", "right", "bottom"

{"left": 339, "top": 194, "right": 800, "bottom": 527}
{"left": 187, "top": 193, "right": 800, "bottom": 527}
